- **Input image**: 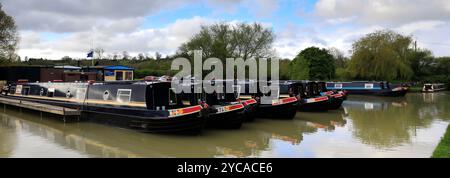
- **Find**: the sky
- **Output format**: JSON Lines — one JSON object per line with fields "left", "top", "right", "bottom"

{"left": 2, "top": 0, "right": 450, "bottom": 60}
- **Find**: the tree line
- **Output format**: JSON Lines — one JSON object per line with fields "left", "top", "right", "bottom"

{"left": 0, "top": 2, "right": 449, "bottom": 86}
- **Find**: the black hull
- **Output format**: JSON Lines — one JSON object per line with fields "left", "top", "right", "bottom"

{"left": 83, "top": 110, "right": 207, "bottom": 134}
{"left": 299, "top": 100, "right": 329, "bottom": 112}
{"left": 327, "top": 97, "right": 345, "bottom": 110}
{"left": 243, "top": 104, "right": 258, "bottom": 122}
{"left": 207, "top": 109, "right": 245, "bottom": 129}
{"left": 256, "top": 102, "right": 299, "bottom": 120}
{"left": 345, "top": 89, "right": 408, "bottom": 97}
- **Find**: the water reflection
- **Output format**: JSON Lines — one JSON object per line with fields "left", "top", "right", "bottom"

{"left": 344, "top": 94, "right": 449, "bottom": 149}
{"left": 0, "top": 92, "right": 449, "bottom": 158}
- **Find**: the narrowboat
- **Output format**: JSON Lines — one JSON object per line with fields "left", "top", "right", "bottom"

{"left": 180, "top": 80, "right": 246, "bottom": 129}
{"left": 5, "top": 81, "right": 208, "bottom": 134}
{"left": 422, "top": 83, "right": 446, "bottom": 93}
{"left": 239, "top": 80, "right": 299, "bottom": 119}
{"left": 326, "top": 81, "right": 408, "bottom": 97}
{"left": 280, "top": 81, "right": 331, "bottom": 112}
{"left": 317, "top": 82, "right": 347, "bottom": 110}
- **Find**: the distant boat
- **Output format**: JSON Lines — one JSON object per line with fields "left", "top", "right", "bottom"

{"left": 422, "top": 83, "right": 446, "bottom": 93}
{"left": 326, "top": 81, "right": 408, "bottom": 97}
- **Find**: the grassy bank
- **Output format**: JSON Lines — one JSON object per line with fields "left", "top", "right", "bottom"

{"left": 432, "top": 125, "right": 450, "bottom": 158}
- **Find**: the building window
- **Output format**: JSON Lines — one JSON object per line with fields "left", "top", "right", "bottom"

{"left": 125, "top": 71, "right": 133, "bottom": 80}
{"left": 117, "top": 89, "right": 132, "bottom": 103}
{"left": 116, "top": 71, "right": 124, "bottom": 81}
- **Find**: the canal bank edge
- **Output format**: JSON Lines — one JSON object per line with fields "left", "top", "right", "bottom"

{"left": 432, "top": 125, "right": 450, "bottom": 158}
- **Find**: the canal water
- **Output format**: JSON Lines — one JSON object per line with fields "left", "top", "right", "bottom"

{"left": 1, "top": 92, "right": 449, "bottom": 158}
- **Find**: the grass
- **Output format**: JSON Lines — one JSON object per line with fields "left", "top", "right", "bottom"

{"left": 432, "top": 125, "right": 450, "bottom": 158}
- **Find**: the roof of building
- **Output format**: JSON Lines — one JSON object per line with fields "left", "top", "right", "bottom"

{"left": 104, "top": 65, "right": 134, "bottom": 70}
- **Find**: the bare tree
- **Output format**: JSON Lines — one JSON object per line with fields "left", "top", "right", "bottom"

{"left": 94, "top": 48, "right": 105, "bottom": 60}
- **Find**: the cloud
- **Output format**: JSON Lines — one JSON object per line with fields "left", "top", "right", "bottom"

{"left": 2, "top": 0, "right": 195, "bottom": 32}
{"left": 16, "top": 16, "right": 212, "bottom": 59}
{"left": 314, "top": 0, "right": 450, "bottom": 26}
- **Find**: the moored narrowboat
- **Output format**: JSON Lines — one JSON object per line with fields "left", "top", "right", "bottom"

{"left": 317, "top": 82, "right": 347, "bottom": 110}
{"left": 5, "top": 81, "right": 208, "bottom": 134}
{"left": 239, "top": 80, "right": 299, "bottom": 119}
{"left": 422, "top": 83, "right": 446, "bottom": 93}
{"left": 326, "top": 81, "right": 408, "bottom": 97}
{"left": 180, "top": 80, "right": 246, "bottom": 129}
{"left": 281, "top": 81, "right": 331, "bottom": 112}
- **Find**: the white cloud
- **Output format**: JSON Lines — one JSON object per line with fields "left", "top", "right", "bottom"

{"left": 17, "top": 16, "right": 212, "bottom": 59}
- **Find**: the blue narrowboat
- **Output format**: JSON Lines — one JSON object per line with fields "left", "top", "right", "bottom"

{"left": 326, "top": 81, "right": 408, "bottom": 97}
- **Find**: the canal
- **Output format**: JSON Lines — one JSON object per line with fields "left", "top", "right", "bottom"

{"left": 1, "top": 92, "right": 449, "bottom": 158}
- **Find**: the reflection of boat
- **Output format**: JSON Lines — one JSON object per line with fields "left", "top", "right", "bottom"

{"left": 343, "top": 95, "right": 408, "bottom": 111}
{"left": 0, "top": 109, "right": 313, "bottom": 158}
{"left": 327, "top": 81, "right": 408, "bottom": 97}
{"left": 422, "top": 83, "right": 446, "bottom": 93}
{"left": 295, "top": 111, "right": 347, "bottom": 131}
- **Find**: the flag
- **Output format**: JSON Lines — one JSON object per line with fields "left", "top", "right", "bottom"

{"left": 87, "top": 51, "right": 94, "bottom": 58}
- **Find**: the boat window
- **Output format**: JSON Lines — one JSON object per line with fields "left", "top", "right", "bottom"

{"left": 15, "top": 85, "right": 23, "bottom": 94}
{"left": 365, "top": 83, "right": 374, "bottom": 89}
{"left": 39, "top": 88, "right": 44, "bottom": 96}
{"left": 48, "top": 88, "right": 55, "bottom": 97}
{"left": 117, "top": 89, "right": 132, "bottom": 103}
{"left": 334, "top": 83, "right": 342, "bottom": 89}
{"left": 168, "top": 88, "right": 177, "bottom": 106}
{"left": 22, "top": 86, "right": 30, "bottom": 96}
{"left": 76, "top": 88, "right": 87, "bottom": 100}
{"left": 103, "top": 90, "right": 111, "bottom": 101}
{"left": 66, "top": 90, "right": 72, "bottom": 98}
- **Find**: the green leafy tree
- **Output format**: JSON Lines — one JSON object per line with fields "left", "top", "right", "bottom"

{"left": 0, "top": 3, "right": 19, "bottom": 64}
{"left": 348, "top": 30, "right": 413, "bottom": 81}
{"left": 178, "top": 22, "right": 275, "bottom": 60}
{"left": 289, "top": 47, "right": 335, "bottom": 80}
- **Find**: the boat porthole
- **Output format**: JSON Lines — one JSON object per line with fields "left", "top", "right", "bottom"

{"left": 66, "top": 91, "right": 71, "bottom": 98}
{"left": 40, "top": 89, "right": 44, "bottom": 96}
{"left": 103, "top": 90, "right": 110, "bottom": 101}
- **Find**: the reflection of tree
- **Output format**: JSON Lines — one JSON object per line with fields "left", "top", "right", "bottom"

{"left": 0, "top": 115, "right": 18, "bottom": 157}
{"left": 346, "top": 93, "right": 445, "bottom": 149}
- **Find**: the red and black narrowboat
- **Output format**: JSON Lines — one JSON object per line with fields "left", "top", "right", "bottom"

{"left": 317, "top": 81, "right": 347, "bottom": 110}
{"left": 280, "top": 81, "right": 330, "bottom": 112}
{"left": 239, "top": 80, "right": 299, "bottom": 119}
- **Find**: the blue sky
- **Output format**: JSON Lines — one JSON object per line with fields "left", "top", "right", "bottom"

{"left": 3, "top": 0, "right": 450, "bottom": 59}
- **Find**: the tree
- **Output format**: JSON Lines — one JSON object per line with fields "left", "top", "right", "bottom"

{"left": 178, "top": 22, "right": 275, "bottom": 60}
{"left": 0, "top": 3, "right": 19, "bottom": 63}
{"left": 348, "top": 30, "right": 413, "bottom": 81}
{"left": 122, "top": 51, "right": 129, "bottom": 60}
{"left": 94, "top": 48, "right": 105, "bottom": 60}
{"left": 155, "top": 52, "right": 162, "bottom": 60}
{"left": 289, "top": 47, "right": 335, "bottom": 80}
